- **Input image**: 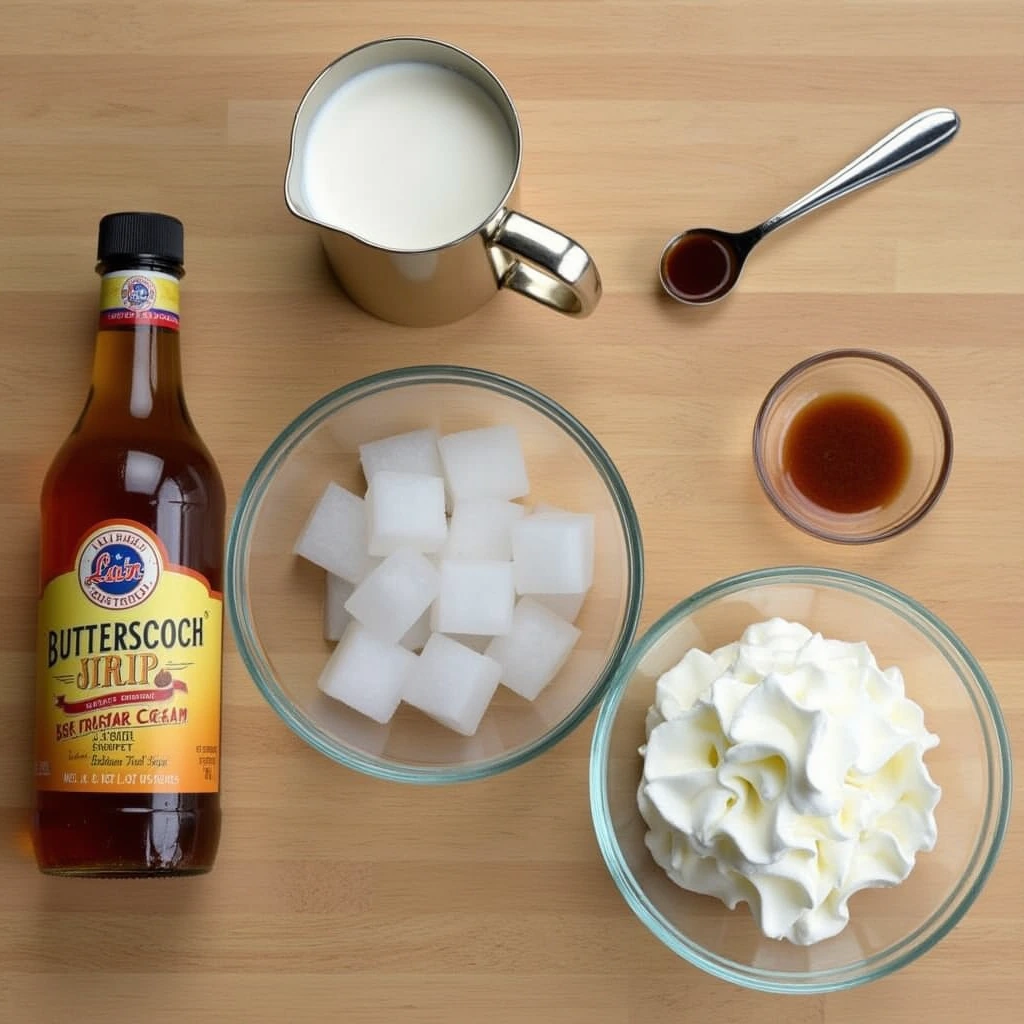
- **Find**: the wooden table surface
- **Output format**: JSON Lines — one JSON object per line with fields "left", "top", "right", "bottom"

{"left": 1, "top": 1, "right": 1020, "bottom": 1021}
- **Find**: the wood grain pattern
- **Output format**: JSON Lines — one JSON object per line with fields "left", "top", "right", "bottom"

{"left": 1, "top": 1, "right": 1020, "bottom": 1020}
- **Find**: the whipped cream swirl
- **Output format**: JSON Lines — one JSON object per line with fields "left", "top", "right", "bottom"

{"left": 638, "top": 618, "right": 941, "bottom": 945}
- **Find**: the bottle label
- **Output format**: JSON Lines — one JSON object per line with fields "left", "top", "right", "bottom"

{"left": 99, "top": 270, "right": 180, "bottom": 331}
{"left": 35, "top": 520, "right": 222, "bottom": 794}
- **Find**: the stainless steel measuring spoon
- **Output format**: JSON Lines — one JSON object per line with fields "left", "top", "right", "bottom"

{"left": 659, "top": 108, "right": 961, "bottom": 305}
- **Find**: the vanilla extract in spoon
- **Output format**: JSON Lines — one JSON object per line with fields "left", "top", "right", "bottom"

{"left": 659, "top": 108, "right": 960, "bottom": 305}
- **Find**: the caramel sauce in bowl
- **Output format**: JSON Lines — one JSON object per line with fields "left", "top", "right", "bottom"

{"left": 753, "top": 350, "right": 952, "bottom": 544}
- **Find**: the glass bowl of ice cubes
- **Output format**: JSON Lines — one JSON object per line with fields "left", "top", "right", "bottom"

{"left": 227, "top": 365, "right": 644, "bottom": 782}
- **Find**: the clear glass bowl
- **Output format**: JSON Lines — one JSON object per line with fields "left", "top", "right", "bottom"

{"left": 227, "top": 365, "right": 643, "bottom": 783}
{"left": 590, "top": 567, "right": 1011, "bottom": 994}
{"left": 753, "top": 350, "right": 953, "bottom": 543}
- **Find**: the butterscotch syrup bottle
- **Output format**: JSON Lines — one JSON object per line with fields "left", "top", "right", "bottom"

{"left": 33, "top": 213, "right": 225, "bottom": 876}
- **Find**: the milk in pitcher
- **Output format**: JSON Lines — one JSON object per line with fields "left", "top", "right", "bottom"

{"left": 300, "top": 61, "right": 518, "bottom": 251}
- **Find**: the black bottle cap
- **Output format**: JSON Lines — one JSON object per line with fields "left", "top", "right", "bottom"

{"left": 97, "top": 212, "right": 184, "bottom": 266}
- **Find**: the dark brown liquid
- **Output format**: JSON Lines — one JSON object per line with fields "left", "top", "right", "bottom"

{"left": 782, "top": 392, "right": 910, "bottom": 514}
{"left": 661, "top": 232, "right": 738, "bottom": 302}
{"left": 35, "top": 317, "right": 224, "bottom": 876}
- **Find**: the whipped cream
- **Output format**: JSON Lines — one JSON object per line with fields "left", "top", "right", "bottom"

{"left": 638, "top": 618, "right": 941, "bottom": 945}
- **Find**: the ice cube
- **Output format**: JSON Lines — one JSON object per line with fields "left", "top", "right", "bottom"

{"left": 437, "top": 425, "right": 529, "bottom": 502}
{"left": 531, "top": 503, "right": 571, "bottom": 516}
{"left": 359, "top": 428, "right": 444, "bottom": 486}
{"left": 403, "top": 633, "right": 502, "bottom": 736}
{"left": 323, "top": 573, "right": 354, "bottom": 641}
{"left": 442, "top": 633, "right": 491, "bottom": 653}
{"left": 344, "top": 549, "right": 439, "bottom": 644}
{"left": 400, "top": 608, "right": 432, "bottom": 652}
{"left": 317, "top": 622, "right": 418, "bottom": 724}
{"left": 530, "top": 591, "right": 587, "bottom": 623}
{"left": 512, "top": 513, "right": 595, "bottom": 594}
{"left": 432, "top": 559, "right": 515, "bottom": 636}
{"left": 444, "top": 499, "right": 525, "bottom": 561}
{"left": 366, "top": 471, "right": 447, "bottom": 556}
{"left": 294, "top": 482, "right": 372, "bottom": 583}
{"left": 485, "top": 597, "right": 582, "bottom": 700}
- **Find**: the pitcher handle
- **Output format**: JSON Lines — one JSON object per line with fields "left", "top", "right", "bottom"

{"left": 488, "top": 211, "right": 602, "bottom": 318}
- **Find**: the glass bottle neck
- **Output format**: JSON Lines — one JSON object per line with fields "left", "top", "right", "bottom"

{"left": 81, "top": 265, "right": 190, "bottom": 429}
{"left": 85, "top": 324, "right": 188, "bottom": 424}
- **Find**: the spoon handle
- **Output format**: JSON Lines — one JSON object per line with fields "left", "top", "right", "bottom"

{"left": 757, "top": 108, "right": 960, "bottom": 239}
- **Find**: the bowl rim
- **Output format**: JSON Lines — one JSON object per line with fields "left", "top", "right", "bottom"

{"left": 752, "top": 348, "right": 954, "bottom": 544}
{"left": 589, "top": 565, "right": 1012, "bottom": 994}
{"left": 227, "top": 364, "right": 644, "bottom": 784}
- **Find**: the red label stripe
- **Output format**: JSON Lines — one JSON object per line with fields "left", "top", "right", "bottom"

{"left": 99, "top": 309, "right": 180, "bottom": 330}
{"left": 55, "top": 680, "right": 188, "bottom": 715}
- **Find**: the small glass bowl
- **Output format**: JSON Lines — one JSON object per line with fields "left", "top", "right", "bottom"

{"left": 227, "top": 366, "right": 643, "bottom": 783}
{"left": 753, "top": 350, "right": 953, "bottom": 543}
{"left": 589, "top": 567, "right": 1011, "bottom": 994}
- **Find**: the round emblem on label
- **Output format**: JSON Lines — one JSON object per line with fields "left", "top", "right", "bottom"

{"left": 120, "top": 275, "right": 157, "bottom": 312}
{"left": 77, "top": 524, "right": 162, "bottom": 609}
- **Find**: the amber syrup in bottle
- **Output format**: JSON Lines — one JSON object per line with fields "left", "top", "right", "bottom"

{"left": 33, "top": 212, "right": 225, "bottom": 876}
